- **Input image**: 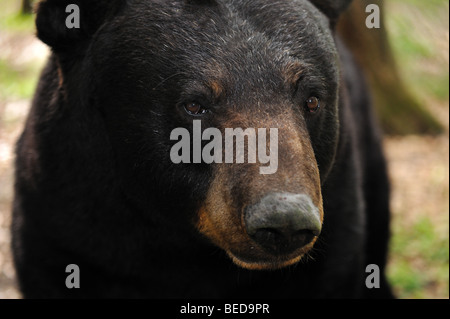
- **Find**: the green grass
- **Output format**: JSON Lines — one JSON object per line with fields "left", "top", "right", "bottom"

{"left": 0, "top": 1, "right": 40, "bottom": 101}
{"left": 389, "top": 217, "right": 449, "bottom": 298}
{"left": 385, "top": 1, "right": 449, "bottom": 298}
{"left": 0, "top": 12, "right": 35, "bottom": 32}
{"left": 387, "top": 1, "right": 450, "bottom": 103}
{"left": 0, "top": 59, "right": 40, "bottom": 100}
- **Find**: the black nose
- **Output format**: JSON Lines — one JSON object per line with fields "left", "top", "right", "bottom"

{"left": 245, "top": 193, "right": 321, "bottom": 255}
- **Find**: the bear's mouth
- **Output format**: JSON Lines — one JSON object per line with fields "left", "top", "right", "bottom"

{"left": 224, "top": 226, "right": 319, "bottom": 270}
{"left": 225, "top": 250, "right": 305, "bottom": 270}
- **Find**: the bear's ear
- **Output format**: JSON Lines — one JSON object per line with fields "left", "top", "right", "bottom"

{"left": 35, "top": 0, "right": 125, "bottom": 52}
{"left": 308, "top": 0, "right": 353, "bottom": 25}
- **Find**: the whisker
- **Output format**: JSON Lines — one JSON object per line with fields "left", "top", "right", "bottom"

{"left": 152, "top": 72, "right": 184, "bottom": 91}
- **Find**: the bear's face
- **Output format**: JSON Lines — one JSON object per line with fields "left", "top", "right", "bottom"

{"left": 37, "top": 0, "right": 347, "bottom": 270}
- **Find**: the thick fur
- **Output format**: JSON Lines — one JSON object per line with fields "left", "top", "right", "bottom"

{"left": 12, "top": 0, "right": 393, "bottom": 298}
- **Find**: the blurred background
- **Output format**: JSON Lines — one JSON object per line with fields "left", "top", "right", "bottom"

{"left": 0, "top": 0, "right": 448, "bottom": 298}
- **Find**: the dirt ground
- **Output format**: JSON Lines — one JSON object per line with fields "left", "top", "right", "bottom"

{"left": 0, "top": 34, "right": 448, "bottom": 300}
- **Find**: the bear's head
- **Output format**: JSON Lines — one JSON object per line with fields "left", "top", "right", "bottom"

{"left": 35, "top": 0, "right": 352, "bottom": 270}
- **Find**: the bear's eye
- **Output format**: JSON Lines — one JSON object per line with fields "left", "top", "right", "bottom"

{"left": 305, "top": 97, "right": 320, "bottom": 113}
{"left": 184, "top": 102, "right": 208, "bottom": 116}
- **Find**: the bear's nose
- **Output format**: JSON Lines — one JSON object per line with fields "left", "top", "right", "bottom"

{"left": 244, "top": 193, "right": 321, "bottom": 255}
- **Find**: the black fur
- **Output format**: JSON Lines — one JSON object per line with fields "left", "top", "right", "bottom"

{"left": 13, "top": 0, "right": 393, "bottom": 298}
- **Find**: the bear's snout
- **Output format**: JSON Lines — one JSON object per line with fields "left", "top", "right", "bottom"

{"left": 245, "top": 193, "right": 321, "bottom": 255}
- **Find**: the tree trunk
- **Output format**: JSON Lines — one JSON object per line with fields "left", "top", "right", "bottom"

{"left": 21, "top": 0, "right": 33, "bottom": 15}
{"left": 337, "top": 0, "right": 443, "bottom": 135}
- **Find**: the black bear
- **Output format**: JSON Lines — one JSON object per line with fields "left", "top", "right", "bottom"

{"left": 12, "top": 0, "right": 393, "bottom": 298}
